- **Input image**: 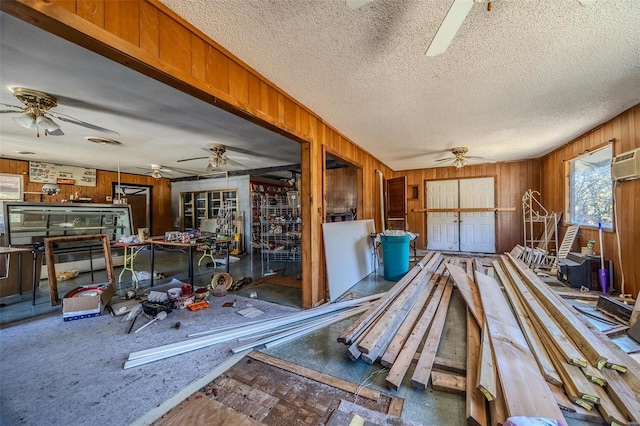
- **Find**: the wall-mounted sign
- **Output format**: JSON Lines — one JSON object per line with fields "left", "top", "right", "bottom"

{"left": 29, "top": 161, "right": 97, "bottom": 187}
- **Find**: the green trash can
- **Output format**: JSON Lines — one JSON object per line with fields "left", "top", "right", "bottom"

{"left": 381, "top": 234, "right": 411, "bottom": 281}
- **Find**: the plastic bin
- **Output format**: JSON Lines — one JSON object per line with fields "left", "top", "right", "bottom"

{"left": 381, "top": 234, "right": 411, "bottom": 281}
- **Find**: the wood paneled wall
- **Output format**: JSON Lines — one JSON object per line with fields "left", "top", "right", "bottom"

{"left": 541, "top": 105, "right": 640, "bottom": 298}
{"left": 399, "top": 160, "right": 541, "bottom": 253}
{"left": 0, "top": 158, "right": 173, "bottom": 237}
{"left": 1, "top": 0, "right": 394, "bottom": 307}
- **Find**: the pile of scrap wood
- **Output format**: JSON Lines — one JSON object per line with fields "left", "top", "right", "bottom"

{"left": 337, "top": 251, "right": 640, "bottom": 425}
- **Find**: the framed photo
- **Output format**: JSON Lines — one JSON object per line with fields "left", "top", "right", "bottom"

{"left": 0, "top": 173, "right": 23, "bottom": 201}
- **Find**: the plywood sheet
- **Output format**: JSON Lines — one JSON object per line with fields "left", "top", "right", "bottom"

{"left": 323, "top": 220, "right": 375, "bottom": 302}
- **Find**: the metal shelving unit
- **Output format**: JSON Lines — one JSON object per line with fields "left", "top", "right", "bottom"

{"left": 259, "top": 196, "right": 301, "bottom": 276}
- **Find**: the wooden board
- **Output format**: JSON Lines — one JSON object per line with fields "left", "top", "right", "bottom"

{"left": 247, "top": 351, "right": 380, "bottom": 401}
{"left": 322, "top": 220, "right": 376, "bottom": 302}
{"left": 493, "top": 260, "right": 563, "bottom": 386}
{"left": 380, "top": 263, "right": 445, "bottom": 367}
{"left": 385, "top": 279, "right": 446, "bottom": 390}
{"left": 431, "top": 371, "right": 465, "bottom": 395}
{"left": 445, "top": 262, "right": 484, "bottom": 327}
{"left": 466, "top": 308, "right": 488, "bottom": 426}
{"left": 475, "top": 270, "right": 565, "bottom": 420}
{"left": 411, "top": 282, "right": 453, "bottom": 389}
{"left": 476, "top": 322, "right": 497, "bottom": 400}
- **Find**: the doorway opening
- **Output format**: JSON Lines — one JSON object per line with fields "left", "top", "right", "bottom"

{"left": 112, "top": 183, "right": 152, "bottom": 234}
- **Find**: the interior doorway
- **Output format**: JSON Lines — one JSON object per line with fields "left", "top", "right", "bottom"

{"left": 425, "top": 177, "right": 496, "bottom": 253}
{"left": 112, "top": 183, "right": 152, "bottom": 233}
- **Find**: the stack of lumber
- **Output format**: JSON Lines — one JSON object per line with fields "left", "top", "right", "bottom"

{"left": 337, "top": 252, "right": 640, "bottom": 425}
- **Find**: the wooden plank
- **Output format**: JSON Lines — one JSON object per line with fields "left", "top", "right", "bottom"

{"left": 362, "top": 267, "right": 438, "bottom": 364}
{"left": 431, "top": 371, "right": 465, "bottom": 395}
{"left": 493, "top": 260, "right": 563, "bottom": 386}
{"left": 591, "top": 377, "right": 630, "bottom": 425}
{"left": 475, "top": 270, "right": 565, "bottom": 420}
{"left": 411, "top": 281, "right": 453, "bottom": 389}
{"left": 387, "top": 397, "right": 404, "bottom": 417}
{"left": 488, "top": 373, "right": 507, "bottom": 426}
{"left": 380, "top": 262, "right": 445, "bottom": 367}
{"left": 338, "top": 252, "right": 437, "bottom": 344}
{"left": 433, "top": 357, "right": 466, "bottom": 376}
{"left": 445, "top": 262, "right": 484, "bottom": 327}
{"left": 466, "top": 308, "right": 488, "bottom": 426}
{"left": 506, "top": 254, "right": 614, "bottom": 370}
{"left": 476, "top": 322, "right": 497, "bottom": 400}
{"left": 499, "top": 256, "right": 588, "bottom": 368}
{"left": 246, "top": 351, "right": 381, "bottom": 401}
{"left": 602, "top": 324, "right": 630, "bottom": 337}
{"left": 548, "top": 384, "right": 605, "bottom": 424}
{"left": 539, "top": 329, "right": 600, "bottom": 409}
{"left": 385, "top": 279, "right": 446, "bottom": 391}
{"left": 358, "top": 255, "right": 442, "bottom": 354}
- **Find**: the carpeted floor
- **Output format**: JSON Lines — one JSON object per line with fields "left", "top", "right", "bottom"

{"left": 0, "top": 291, "right": 298, "bottom": 426}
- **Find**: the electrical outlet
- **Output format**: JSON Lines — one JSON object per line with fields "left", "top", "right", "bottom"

{"left": 106, "top": 196, "right": 112, "bottom": 201}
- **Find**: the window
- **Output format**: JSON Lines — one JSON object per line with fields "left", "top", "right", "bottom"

{"left": 566, "top": 145, "right": 613, "bottom": 229}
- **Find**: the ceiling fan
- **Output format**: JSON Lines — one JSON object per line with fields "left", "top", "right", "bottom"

{"left": 434, "top": 147, "right": 484, "bottom": 168}
{"left": 138, "top": 164, "right": 174, "bottom": 180}
{"left": 0, "top": 87, "right": 119, "bottom": 137}
{"left": 177, "top": 144, "right": 249, "bottom": 172}
{"left": 347, "top": 0, "right": 598, "bottom": 56}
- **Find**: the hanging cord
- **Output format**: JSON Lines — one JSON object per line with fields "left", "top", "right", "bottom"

{"left": 354, "top": 367, "right": 388, "bottom": 403}
{"left": 612, "top": 180, "right": 626, "bottom": 302}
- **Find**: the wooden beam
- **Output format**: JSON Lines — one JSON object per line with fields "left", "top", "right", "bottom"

{"left": 338, "top": 252, "right": 438, "bottom": 344}
{"left": 629, "top": 293, "right": 640, "bottom": 327}
{"left": 596, "top": 296, "right": 633, "bottom": 325}
{"left": 411, "top": 282, "right": 454, "bottom": 389}
{"left": 431, "top": 371, "right": 465, "bottom": 395}
{"left": 506, "top": 253, "right": 617, "bottom": 371}
{"left": 475, "top": 270, "right": 565, "bottom": 420}
{"left": 433, "top": 357, "right": 466, "bottom": 376}
{"left": 445, "top": 262, "right": 484, "bottom": 327}
{"left": 476, "top": 322, "right": 497, "bottom": 401}
{"left": 466, "top": 308, "right": 488, "bottom": 426}
{"left": 246, "top": 351, "right": 381, "bottom": 401}
{"left": 493, "top": 260, "right": 563, "bottom": 386}
{"left": 412, "top": 207, "right": 516, "bottom": 213}
{"left": 499, "top": 256, "right": 588, "bottom": 368}
{"left": 385, "top": 280, "right": 446, "bottom": 391}
{"left": 380, "top": 263, "right": 444, "bottom": 367}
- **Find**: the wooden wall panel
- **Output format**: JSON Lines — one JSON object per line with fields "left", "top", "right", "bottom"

{"left": 541, "top": 105, "right": 640, "bottom": 298}
{"left": 0, "top": 158, "right": 173, "bottom": 237}
{"left": 104, "top": 0, "right": 140, "bottom": 46}
{"left": 76, "top": 0, "right": 104, "bottom": 27}
{"left": 139, "top": 1, "right": 158, "bottom": 56}
{"left": 158, "top": 12, "right": 191, "bottom": 74}
{"left": 399, "top": 159, "right": 540, "bottom": 253}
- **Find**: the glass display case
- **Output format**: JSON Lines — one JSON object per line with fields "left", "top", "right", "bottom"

{"left": 1, "top": 202, "right": 133, "bottom": 247}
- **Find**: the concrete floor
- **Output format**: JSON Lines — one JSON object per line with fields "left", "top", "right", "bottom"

{"left": 0, "top": 248, "right": 598, "bottom": 425}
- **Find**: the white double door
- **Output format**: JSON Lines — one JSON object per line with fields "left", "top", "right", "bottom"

{"left": 426, "top": 177, "right": 495, "bottom": 253}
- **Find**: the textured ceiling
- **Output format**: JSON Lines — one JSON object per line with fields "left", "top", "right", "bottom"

{"left": 160, "top": 0, "right": 640, "bottom": 169}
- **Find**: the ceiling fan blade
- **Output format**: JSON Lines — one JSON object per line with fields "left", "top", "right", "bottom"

{"left": 434, "top": 157, "right": 455, "bottom": 163}
{"left": 177, "top": 156, "right": 209, "bottom": 163}
{"left": 425, "top": 0, "right": 474, "bottom": 57}
{"left": 225, "top": 158, "right": 246, "bottom": 168}
{"left": 0, "top": 103, "right": 25, "bottom": 112}
{"left": 345, "top": 0, "right": 374, "bottom": 9}
{"left": 47, "top": 128, "right": 65, "bottom": 136}
{"left": 47, "top": 111, "right": 119, "bottom": 135}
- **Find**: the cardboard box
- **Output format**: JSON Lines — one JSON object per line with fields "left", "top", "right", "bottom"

{"left": 62, "top": 284, "right": 115, "bottom": 321}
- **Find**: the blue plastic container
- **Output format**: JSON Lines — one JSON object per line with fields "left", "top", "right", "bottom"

{"left": 381, "top": 234, "right": 411, "bottom": 281}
